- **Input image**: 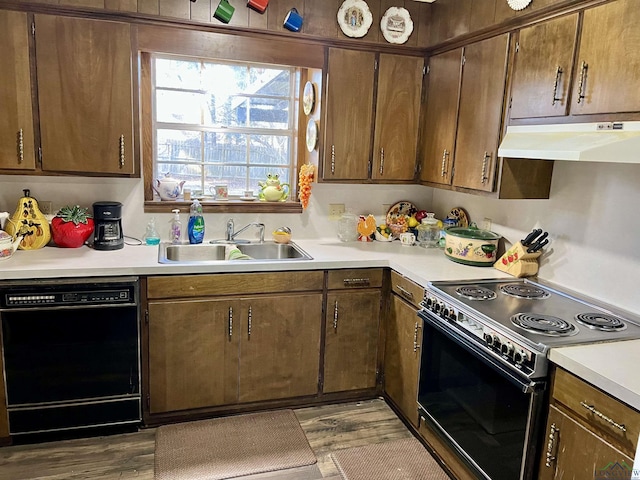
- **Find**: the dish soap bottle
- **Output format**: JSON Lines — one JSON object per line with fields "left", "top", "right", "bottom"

{"left": 169, "top": 209, "right": 182, "bottom": 244}
{"left": 188, "top": 199, "right": 205, "bottom": 244}
{"left": 144, "top": 217, "right": 160, "bottom": 245}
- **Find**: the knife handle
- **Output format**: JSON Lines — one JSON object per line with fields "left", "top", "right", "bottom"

{"left": 522, "top": 229, "right": 542, "bottom": 246}
{"left": 528, "top": 238, "right": 549, "bottom": 253}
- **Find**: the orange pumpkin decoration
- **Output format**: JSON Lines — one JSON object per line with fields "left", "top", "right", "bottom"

{"left": 357, "top": 214, "right": 376, "bottom": 242}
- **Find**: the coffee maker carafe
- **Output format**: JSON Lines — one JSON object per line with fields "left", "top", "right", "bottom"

{"left": 93, "top": 201, "right": 124, "bottom": 250}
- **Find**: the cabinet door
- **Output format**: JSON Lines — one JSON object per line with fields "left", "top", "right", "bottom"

{"left": 539, "top": 405, "right": 633, "bottom": 480}
{"left": 453, "top": 35, "right": 509, "bottom": 192}
{"left": 510, "top": 14, "right": 578, "bottom": 119}
{"left": 35, "top": 15, "right": 134, "bottom": 175}
{"left": 324, "top": 290, "right": 381, "bottom": 393}
{"left": 0, "top": 11, "right": 35, "bottom": 171}
{"left": 571, "top": 0, "right": 640, "bottom": 115}
{"left": 371, "top": 54, "right": 423, "bottom": 181}
{"left": 419, "top": 49, "right": 462, "bottom": 185}
{"left": 324, "top": 48, "right": 375, "bottom": 181}
{"left": 147, "top": 299, "right": 240, "bottom": 413}
{"left": 384, "top": 295, "right": 421, "bottom": 427}
{"left": 238, "top": 294, "right": 322, "bottom": 403}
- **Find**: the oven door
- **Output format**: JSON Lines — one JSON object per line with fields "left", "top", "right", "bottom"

{"left": 418, "top": 309, "right": 545, "bottom": 480}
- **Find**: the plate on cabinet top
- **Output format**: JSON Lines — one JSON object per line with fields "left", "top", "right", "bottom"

{"left": 507, "top": 0, "right": 532, "bottom": 10}
{"left": 337, "top": 0, "right": 373, "bottom": 38}
{"left": 380, "top": 7, "right": 413, "bottom": 44}
{"left": 386, "top": 201, "right": 418, "bottom": 227}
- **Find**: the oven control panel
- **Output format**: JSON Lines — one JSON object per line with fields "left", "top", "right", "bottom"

{"left": 421, "top": 291, "right": 537, "bottom": 376}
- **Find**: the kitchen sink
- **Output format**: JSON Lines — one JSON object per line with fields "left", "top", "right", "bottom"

{"left": 158, "top": 241, "right": 312, "bottom": 264}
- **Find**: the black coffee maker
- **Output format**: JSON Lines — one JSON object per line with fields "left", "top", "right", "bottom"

{"left": 92, "top": 201, "right": 124, "bottom": 250}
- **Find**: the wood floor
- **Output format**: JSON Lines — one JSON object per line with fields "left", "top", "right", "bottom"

{"left": 0, "top": 398, "right": 417, "bottom": 480}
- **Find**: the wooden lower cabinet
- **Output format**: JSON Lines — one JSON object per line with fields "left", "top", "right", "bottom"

{"left": 539, "top": 405, "right": 633, "bottom": 480}
{"left": 384, "top": 294, "right": 421, "bottom": 427}
{"left": 238, "top": 294, "right": 322, "bottom": 403}
{"left": 147, "top": 290, "right": 323, "bottom": 414}
{"left": 323, "top": 290, "right": 381, "bottom": 393}
{"left": 148, "top": 298, "right": 241, "bottom": 414}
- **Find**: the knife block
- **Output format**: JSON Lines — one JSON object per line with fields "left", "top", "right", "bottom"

{"left": 494, "top": 241, "right": 542, "bottom": 278}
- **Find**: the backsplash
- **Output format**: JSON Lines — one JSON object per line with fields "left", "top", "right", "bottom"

{"left": 1, "top": 162, "right": 639, "bottom": 312}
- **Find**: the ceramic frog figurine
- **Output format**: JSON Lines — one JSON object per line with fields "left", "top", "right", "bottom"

{"left": 258, "top": 174, "right": 290, "bottom": 202}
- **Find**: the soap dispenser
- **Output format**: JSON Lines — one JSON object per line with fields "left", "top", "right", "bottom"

{"left": 188, "top": 199, "right": 205, "bottom": 244}
{"left": 144, "top": 217, "right": 160, "bottom": 245}
{"left": 169, "top": 209, "right": 182, "bottom": 244}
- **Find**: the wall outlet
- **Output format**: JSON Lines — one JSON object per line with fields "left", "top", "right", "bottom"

{"left": 39, "top": 200, "right": 53, "bottom": 215}
{"left": 328, "top": 203, "right": 345, "bottom": 221}
{"left": 482, "top": 217, "right": 492, "bottom": 231}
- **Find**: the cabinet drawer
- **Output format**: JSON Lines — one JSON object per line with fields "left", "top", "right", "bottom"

{"left": 327, "top": 268, "right": 383, "bottom": 289}
{"left": 552, "top": 368, "right": 640, "bottom": 456}
{"left": 390, "top": 271, "right": 424, "bottom": 308}
{"left": 147, "top": 271, "right": 324, "bottom": 299}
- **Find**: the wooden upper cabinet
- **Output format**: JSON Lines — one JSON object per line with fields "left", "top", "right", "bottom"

{"left": 323, "top": 48, "right": 375, "bottom": 181}
{"left": 0, "top": 10, "right": 35, "bottom": 171}
{"left": 371, "top": 54, "right": 424, "bottom": 182}
{"left": 420, "top": 48, "right": 462, "bottom": 185}
{"left": 35, "top": 15, "right": 135, "bottom": 175}
{"left": 510, "top": 14, "right": 579, "bottom": 119}
{"left": 571, "top": 0, "right": 640, "bottom": 115}
{"left": 453, "top": 34, "right": 509, "bottom": 192}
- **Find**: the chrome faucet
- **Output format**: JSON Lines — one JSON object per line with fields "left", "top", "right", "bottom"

{"left": 226, "top": 219, "right": 265, "bottom": 243}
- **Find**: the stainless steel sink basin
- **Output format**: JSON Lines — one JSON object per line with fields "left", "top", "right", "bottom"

{"left": 158, "top": 241, "right": 312, "bottom": 264}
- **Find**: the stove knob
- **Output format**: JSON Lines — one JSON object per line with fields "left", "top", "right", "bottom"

{"left": 514, "top": 350, "right": 528, "bottom": 364}
{"left": 426, "top": 297, "right": 433, "bottom": 308}
{"left": 434, "top": 302, "right": 441, "bottom": 313}
{"left": 501, "top": 342, "right": 514, "bottom": 356}
{"left": 484, "top": 333, "right": 499, "bottom": 348}
{"left": 442, "top": 308, "right": 449, "bottom": 318}
{"left": 449, "top": 310, "right": 457, "bottom": 322}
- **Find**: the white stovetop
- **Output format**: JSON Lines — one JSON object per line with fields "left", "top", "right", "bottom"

{"left": 1, "top": 238, "right": 639, "bottom": 412}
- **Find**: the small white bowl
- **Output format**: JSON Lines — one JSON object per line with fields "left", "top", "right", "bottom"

{"left": 374, "top": 230, "right": 393, "bottom": 242}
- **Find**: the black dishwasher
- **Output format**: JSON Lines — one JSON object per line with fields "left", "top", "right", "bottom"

{"left": 0, "top": 277, "right": 141, "bottom": 437}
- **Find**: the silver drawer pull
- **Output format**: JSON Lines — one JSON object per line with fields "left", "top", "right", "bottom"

{"left": 228, "top": 306, "right": 233, "bottom": 340}
{"left": 580, "top": 401, "right": 626, "bottom": 432}
{"left": 396, "top": 285, "right": 414, "bottom": 300}
{"left": 343, "top": 278, "right": 370, "bottom": 287}
{"left": 333, "top": 300, "right": 339, "bottom": 331}
{"left": 545, "top": 422, "right": 558, "bottom": 467}
{"left": 413, "top": 322, "right": 421, "bottom": 352}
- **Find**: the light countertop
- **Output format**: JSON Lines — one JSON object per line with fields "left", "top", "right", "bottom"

{"left": 1, "top": 238, "right": 638, "bottom": 411}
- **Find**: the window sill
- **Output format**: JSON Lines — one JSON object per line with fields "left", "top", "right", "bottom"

{"left": 144, "top": 200, "right": 303, "bottom": 214}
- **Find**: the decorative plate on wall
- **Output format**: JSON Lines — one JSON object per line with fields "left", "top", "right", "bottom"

{"left": 337, "top": 0, "right": 373, "bottom": 38}
{"left": 303, "top": 81, "right": 316, "bottom": 115}
{"left": 380, "top": 7, "right": 414, "bottom": 44}
{"left": 306, "top": 118, "right": 318, "bottom": 152}
{"left": 507, "top": 0, "right": 532, "bottom": 10}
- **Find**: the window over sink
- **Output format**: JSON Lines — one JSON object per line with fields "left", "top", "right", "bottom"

{"left": 153, "top": 54, "right": 297, "bottom": 199}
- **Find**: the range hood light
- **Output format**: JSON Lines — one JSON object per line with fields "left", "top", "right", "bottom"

{"left": 498, "top": 121, "right": 640, "bottom": 163}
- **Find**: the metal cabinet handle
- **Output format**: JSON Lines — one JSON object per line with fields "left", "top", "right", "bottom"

{"left": 577, "top": 61, "right": 588, "bottom": 104}
{"left": 228, "top": 306, "right": 233, "bottom": 340}
{"left": 331, "top": 145, "right": 336, "bottom": 174}
{"left": 481, "top": 152, "right": 491, "bottom": 184}
{"left": 441, "top": 149, "right": 449, "bottom": 177}
{"left": 333, "top": 300, "right": 339, "bottom": 331}
{"left": 580, "top": 401, "right": 626, "bottom": 431}
{"left": 343, "top": 278, "right": 370, "bottom": 287}
{"left": 379, "top": 148, "right": 385, "bottom": 175}
{"left": 552, "top": 66, "right": 563, "bottom": 106}
{"left": 17, "top": 129, "right": 24, "bottom": 164}
{"left": 545, "top": 422, "right": 559, "bottom": 467}
{"left": 413, "top": 322, "right": 421, "bottom": 352}
{"left": 119, "top": 134, "right": 125, "bottom": 168}
{"left": 248, "top": 305, "right": 252, "bottom": 339}
{"left": 396, "top": 285, "right": 414, "bottom": 301}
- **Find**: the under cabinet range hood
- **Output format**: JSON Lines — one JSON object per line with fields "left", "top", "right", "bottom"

{"left": 498, "top": 121, "right": 640, "bottom": 163}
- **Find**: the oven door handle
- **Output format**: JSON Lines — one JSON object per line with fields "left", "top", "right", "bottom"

{"left": 420, "top": 311, "right": 542, "bottom": 394}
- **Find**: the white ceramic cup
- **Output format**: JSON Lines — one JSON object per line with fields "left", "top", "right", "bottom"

{"left": 244, "top": 190, "right": 254, "bottom": 198}
{"left": 400, "top": 232, "right": 416, "bottom": 246}
{"left": 209, "top": 184, "right": 228, "bottom": 200}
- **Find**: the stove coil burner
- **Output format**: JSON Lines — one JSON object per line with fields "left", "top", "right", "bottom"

{"left": 500, "top": 283, "right": 550, "bottom": 300}
{"left": 575, "top": 313, "right": 627, "bottom": 332}
{"left": 455, "top": 286, "right": 497, "bottom": 301}
{"left": 511, "top": 313, "right": 578, "bottom": 336}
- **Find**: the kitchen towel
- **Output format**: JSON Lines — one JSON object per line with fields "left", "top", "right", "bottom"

{"left": 154, "top": 409, "right": 316, "bottom": 480}
{"left": 331, "top": 437, "right": 449, "bottom": 480}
